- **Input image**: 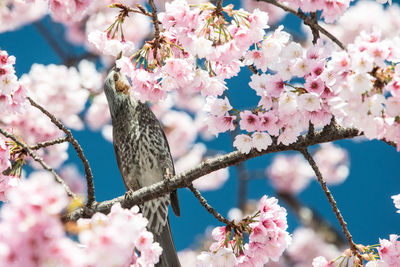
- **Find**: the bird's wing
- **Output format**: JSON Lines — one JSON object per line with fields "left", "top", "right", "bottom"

{"left": 140, "top": 103, "right": 181, "bottom": 217}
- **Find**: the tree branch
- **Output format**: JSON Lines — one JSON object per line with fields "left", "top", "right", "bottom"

{"left": 65, "top": 124, "right": 360, "bottom": 221}
{"left": 0, "top": 127, "right": 77, "bottom": 199}
{"left": 298, "top": 148, "right": 362, "bottom": 261}
{"left": 148, "top": 0, "right": 161, "bottom": 60}
{"left": 27, "top": 97, "right": 95, "bottom": 206}
{"left": 188, "top": 184, "right": 231, "bottom": 225}
{"left": 30, "top": 136, "right": 69, "bottom": 150}
{"left": 309, "top": 12, "right": 320, "bottom": 45}
{"left": 256, "top": 0, "right": 345, "bottom": 50}
{"left": 278, "top": 192, "right": 346, "bottom": 247}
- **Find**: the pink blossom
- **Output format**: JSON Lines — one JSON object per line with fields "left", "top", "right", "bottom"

{"left": 0, "top": 138, "right": 10, "bottom": 172}
{"left": 79, "top": 203, "right": 162, "bottom": 267}
{"left": 0, "top": 50, "right": 27, "bottom": 114}
{"left": 312, "top": 256, "right": 331, "bottom": 267}
{"left": 233, "top": 134, "right": 253, "bottom": 154}
{"left": 266, "top": 154, "right": 314, "bottom": 194}
{"left": 0, "top": 174, "right": 20, "bottom": 202}
{"left": 85, "top": 92, "right": 111, "bottom": 130}
{"left": 298, "top": 92, "right": 322, "bottom": 112}
{"left": 258, "top": 111, "right": 280, "bottom": 136}
{"left": 207, "top": 115, "right": 237, "bottom": 136}
{"left": 277, "top": 127, "right": 300, "bottom": 145}
{"left": 0, "top": 0, "right": 47, "bottom": 33}
{"left": 201, "top": 196, "right": 290, "bottom": 266}
{"left": 49, "top": 0, "right": 93, "bottom": 24}
{"left": 20, "top": 63, "right": 89, "bottom": 130}
{"left": 78, "top": 60, "right": 103, "bottom": 93}
{"left": 201, "top": 77, "right": 227, "bottom": 96}
{"left": 289, "top": 227, "right": 340, "bottom": 266}
{"left": 88, "top": 31, "right": 136, "bottom": 58}
{"left": 178, "top": 249, "right": 199, "bottom": 266}
{"left": 240, "top": 110, "right": 261, "bottom": 132}
{"left": 314, "top": 143, "right": 349, "bottom": 185}
{"left": 252, "top": 132, "right": 272, "bottom": 151}
{"left": 305, "top": 76, "right": 325, "bottom": 95}
{"left": 161, "top": 110, "right": 197, "bottom": 158}
{"left": 278, "top": 92, "right": 298, "bottom": 115}
{"left": 241, "top": 0, "right": 286, "bottom": 24}
{"left": 386, "top": 96, "right": 400, "bottom": 117}
{"left": 244, "top": 50, "right": 269, "bottom": 72}
{"left": 59, "top": 165, "right": 87, "bottom": 196}
{"left": 378, "top": 235, "right": 400, "bottom": 266}
{"left": 205, "top": 96, "right": 232, "bottom": 116}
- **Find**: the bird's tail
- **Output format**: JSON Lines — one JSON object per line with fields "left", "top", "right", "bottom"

{"left": 154, "top": 218, "right": 181, "bottom": 267}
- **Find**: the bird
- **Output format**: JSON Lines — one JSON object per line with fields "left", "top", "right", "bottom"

{"left": 104, "top": 68, "right": 181, "bottom": 267}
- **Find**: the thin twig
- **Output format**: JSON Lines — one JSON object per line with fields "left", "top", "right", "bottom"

{"left": 257, "top": 0, "right": 345, "bottom": 50}
{"left": 216, "top": 0, "right": 223, "bottom": 14}
{"left": 148, "top": 0, "right": 161, "bottom": 60}
{"left": 278, "top": 192, "right": 346, "bottom": 247}
{"left": 0, "top": 127, "right": 76, "bottom": 198}
{"left": 309, "top": 12, "right": 320, "bottom": 45}
{"left": 66, "top": 125, "right": 361, "bottom": 221}
{"left": 188, "top": 184, "right": 231, "bottom": 225}
{"left": 30, "top": 136, "right": 69, "bottom": 150}
{"left": 299, "top": 148, "right": 362, "bottom": 261}
{"left": 27, "top": 97, "right": 95, "bottom": 206}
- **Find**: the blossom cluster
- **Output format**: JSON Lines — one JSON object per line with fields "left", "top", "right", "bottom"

{"left": 0, "top": 0, "right": 48, "bottom": 33}
{"left": 321, "top": 1, "right": 400, "bottom": 45}
{"left": 0, "top": 50, "right": 27, "bottom": 114}
{"left": 313, "top": 234, "right": 400, "bottom": 266}
{"left": 77, "top": 203, "right": 162, "bottom": 267}
{"left": 1, "top": 60, "right": 102, "bottom": 170}
{"left": 0, "top": 172, "right": 162, "bottom": 266}
{"left": 283, "top": 0, "right": 351, "bottom": 23}
{"left": 106, "top": 0, "right": 269, "bottom": 103}
{"left": 231, "top": 26, "right": 400, "bottom": 153}
{"left": 289, "top": 227, "right": 341, "bottom": 266}
{"left": 0, "top": 136, "right": 20, "bottom": 202}
{"left": 197, "top": 195, "right": 291, "bottom": 266}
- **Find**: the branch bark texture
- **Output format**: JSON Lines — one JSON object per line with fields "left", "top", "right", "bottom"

{"left": 66, "top": 124, "right": 360, "bottom": 221}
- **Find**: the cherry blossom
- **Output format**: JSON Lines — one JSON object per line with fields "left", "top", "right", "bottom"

{"left": 0, "top": 0, "right": 48, "bottom": 33}
{"left": 49, "top": 0, "right": 93, "bottom": 24}
{"left": 78, "top": 203, "right": 162, "bottom": 267}
{"left": 0, "top": 50, "right": 28, "bottom": 114}
{"left": 266, "top": 154, "right": 314, "bottom": 194}
{"left": 392, "top": 194, "right": 400, "bottom": 213}
{"left": 312, "top": 256, "right": 331, "bottom": 267}
{"left": 378, "top": 235, "right": 400, "bottom": 266}
{"left": 289, "top": 228, "right": 341, "bottom": 266}
{"left": 233, "top": 134, "right": 253, "bottom": 154}
{"left": 88, "top": 31, "right": 136, "bottom": 58}
{"left": 198, "top": 195, "right": 291, "bottom": 266}
{"left": 20, "top": 63, "right": 90, "bottom": 130}
{"left": 313, "top": 143, "right": 349, "bottom": 185}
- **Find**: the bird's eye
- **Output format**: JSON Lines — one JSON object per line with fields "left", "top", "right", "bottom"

{"left": 113, "top": 73, "right": 119, "bottom": 82}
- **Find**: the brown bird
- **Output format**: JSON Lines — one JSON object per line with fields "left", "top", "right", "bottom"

{"left": 104, "top": 68, "right": 181, "bottom": 267}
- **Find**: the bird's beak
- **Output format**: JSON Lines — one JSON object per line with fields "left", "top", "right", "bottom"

{"left": 113, "top": 70, "right": 130, "bottom": 94}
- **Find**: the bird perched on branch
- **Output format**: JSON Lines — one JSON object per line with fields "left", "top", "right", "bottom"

{"left": 104, "top": 68, "right": 181, "bottom": 267}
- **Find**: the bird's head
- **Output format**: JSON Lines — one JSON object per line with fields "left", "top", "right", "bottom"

{"left": 104, "top": 68, "right": 132, "bottom": 119}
